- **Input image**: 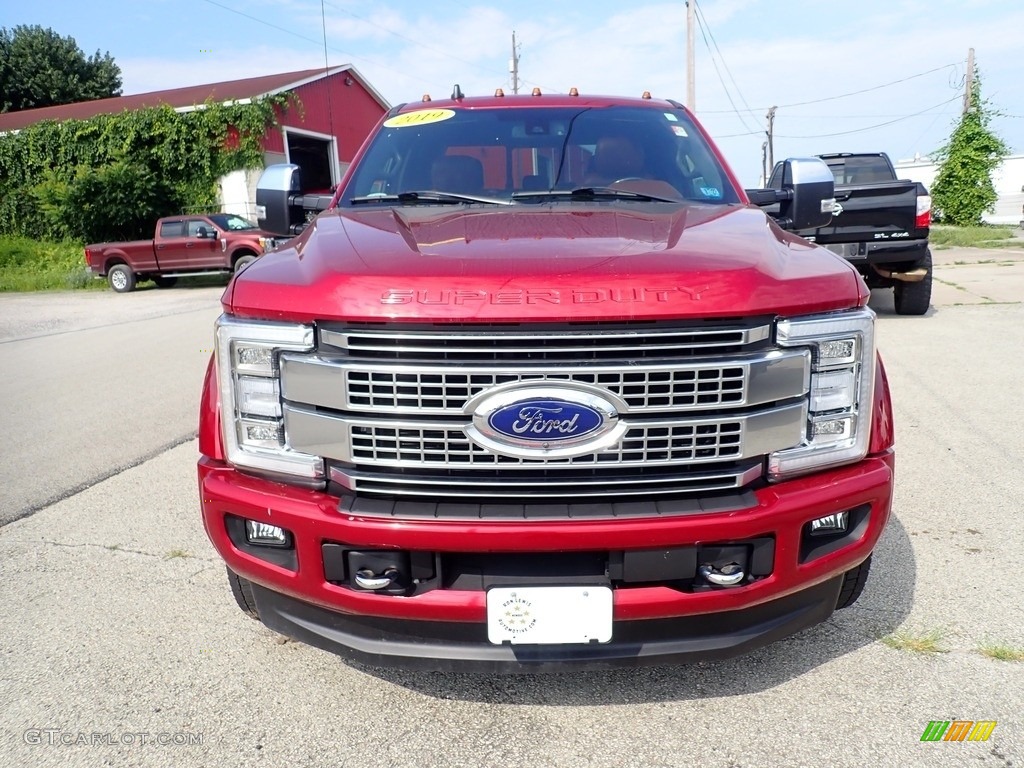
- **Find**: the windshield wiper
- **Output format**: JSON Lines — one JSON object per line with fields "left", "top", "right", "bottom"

{"left": 350, "top": 191, "right": 511, "bottom": 206}
{"left": 511, "top": 187, "right": 680, "bottom": 203}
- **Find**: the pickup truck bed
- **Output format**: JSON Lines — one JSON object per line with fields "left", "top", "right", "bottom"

{"left": 775, "top": 152, "right": 933, "bottom": 315}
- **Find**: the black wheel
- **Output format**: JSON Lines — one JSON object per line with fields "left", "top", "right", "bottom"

{"left": 226, "top": 568, "right": 260, "bottom": 619}
{"left": 107, "top": 263, "right": 136, "bottom": 293}
{"left": 893, "top": 249, "right": 932, "bottom": 315}
{"left": 234, "top": 254, "right": 258, "bottom": 273}
{"left": 835, "top": 555, "right": 872, "bottom": 610}
{"left": 151, "top": 275, "right": 178, "bottom": 288}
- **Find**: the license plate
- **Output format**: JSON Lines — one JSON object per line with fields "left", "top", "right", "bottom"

{"left": 486, "top": 586, "right": 613, "bottom": 645}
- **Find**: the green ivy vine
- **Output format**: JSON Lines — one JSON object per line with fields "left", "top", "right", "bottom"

{"left": 0, "top": 93, "right": 294, "bottom": 242}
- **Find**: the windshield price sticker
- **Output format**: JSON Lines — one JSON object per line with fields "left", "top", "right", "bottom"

{"left": 383, "top": 109, "right": 456, "bottom": 128}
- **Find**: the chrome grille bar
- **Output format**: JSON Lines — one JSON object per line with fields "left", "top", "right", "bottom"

{"left": 283, "top": 402, "right": 805, "bottom": 470}
{"left": 329, "top": 463, "right": 764, "bottom": 500}
{"left": 280, "top": 350, "right": 808, "bottom": 415}
{"left": 319, "top": 323, "right": 771, "bottom": 361}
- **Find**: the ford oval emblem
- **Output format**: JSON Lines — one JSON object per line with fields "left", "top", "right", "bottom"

{"left": 464, "top": 383, "right": 629, "bottom": 459}
{"left": 488, "top": 399, "right": 603, "bottom": 442}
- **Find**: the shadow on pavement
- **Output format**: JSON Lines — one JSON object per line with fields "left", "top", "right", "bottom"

{"left": 353, "top": 513, "right": 915, "bottom": 704}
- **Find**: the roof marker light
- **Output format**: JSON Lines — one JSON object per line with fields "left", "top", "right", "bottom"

{"left": 532, "top": 87, "right": 542, "bottom": 96}
{"left": 421, "top": 94, "right": 432, "bottom": 102}
{"left": 642, "top": 91, "right": 652, "bottom": 99}
{"left": 569, "top": 87, "right": 579, "bottom": 97}
{"left": 494, "top": 88, "right": 505, "bottom": 97}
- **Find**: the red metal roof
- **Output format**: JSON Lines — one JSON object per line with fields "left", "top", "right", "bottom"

{"left": 0, "top": 67, "right": 381, "bottom": 132}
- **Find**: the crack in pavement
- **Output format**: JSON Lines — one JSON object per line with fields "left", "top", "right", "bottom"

{"left": 3, "top": 538, "right": 220, "bottom": 564}
{"left": 2, "top": 431, "right": 198, "bottom": 529}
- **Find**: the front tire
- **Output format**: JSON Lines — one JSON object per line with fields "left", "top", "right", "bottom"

{"left": 893, "top": 249, "right": 932, "bottom": 315}
{"left": 835, "top": 555, "right": 872, "bottom": 610}
{"left": 234, "top": 254, "right": 257, "bottom": 273}
{"left": 226, "top": 568, "right": 260, "bottom": 619}
{"left": 107, "top": 264, "right": 136, "bottom": 293}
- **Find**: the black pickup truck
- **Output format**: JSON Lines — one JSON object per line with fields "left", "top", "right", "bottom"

{"left": 770, "top": 152, "right": 932, "bottom": 315}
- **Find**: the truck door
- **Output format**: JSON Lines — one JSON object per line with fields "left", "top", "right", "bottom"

{"left": 185, "top": 218, "right": 223, "bottom": 268}
{"left": 155, "top": 219, "right": 190, "bottom": 269}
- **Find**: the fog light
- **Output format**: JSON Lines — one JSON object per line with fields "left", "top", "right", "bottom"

{"left": 244, "top": 520, "right": 290, "bottom": 547}
{"left": 809, "top": 511, "right": 849, "bottom": 536}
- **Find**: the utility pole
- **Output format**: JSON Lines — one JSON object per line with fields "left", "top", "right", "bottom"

{"left": 963, "top": 47, "right": 975, "bottom": 113}
{"left": 510, "top": 31, "right": 520, "bottom": 95}
{"left": 765, "top": 106, "right": 777, "bottom": 176}
{"left": 686, "top": 1, "right": 695, "bottom": 111}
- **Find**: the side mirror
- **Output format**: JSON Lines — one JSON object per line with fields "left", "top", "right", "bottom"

{"left": 746, "top": 158, "right": 835, "bottom": 232}
{"left": 255, "top": 164, "right": 302, "bottom": 237}
{"left": 195, "top": 226, "right": 211, "bottom": 239}
{"left": 255, "top": 164, "right": 334, "bottom": 237}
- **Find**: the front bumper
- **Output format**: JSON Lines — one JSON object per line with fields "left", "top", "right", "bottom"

{"left": 199, "top": 452, "right": 893, "bottom": 669}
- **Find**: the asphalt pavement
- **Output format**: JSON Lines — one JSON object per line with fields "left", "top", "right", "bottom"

{"left": 0, "top": 252, "right": 1021, "bottom": 767}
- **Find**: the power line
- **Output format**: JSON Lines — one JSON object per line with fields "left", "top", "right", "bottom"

{"left": 321, "top": 1, "right": 501, "bottom": 79}
{"left": 776, "top": 95, "right": 961, "bottom": 139}
{"left": 199, "top": 0, "right": 439, "bottom": 88}
{"left": 700, "top": 62, "right": 962, "bottom": 114}
{"left": 714, "top": 96, "right": 961, "bottom": 140}
{"left": 692, "top": 1, "right": 760, "bottom": 131}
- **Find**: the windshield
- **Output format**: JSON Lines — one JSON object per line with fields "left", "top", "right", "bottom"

{"left": 207, "top": 214, "right": 259, "bottom": 231}
{"left": 339, "top": 105, "right": 741, "bottom": 206}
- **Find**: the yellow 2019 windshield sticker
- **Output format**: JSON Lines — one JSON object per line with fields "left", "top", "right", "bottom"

{"left": 383, "top": 109, "right": 456, "bottom": 128}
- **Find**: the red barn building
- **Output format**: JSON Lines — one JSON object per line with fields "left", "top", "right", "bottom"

{"left": 0, "top": 65, "right": 389, "bottom": 217}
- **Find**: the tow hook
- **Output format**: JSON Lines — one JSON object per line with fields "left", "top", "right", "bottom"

{"left": 354, "top": 567, "right": 400, "bottom": 591}
{"left": 699, "top": 562, "right": 745, "bottom": 586}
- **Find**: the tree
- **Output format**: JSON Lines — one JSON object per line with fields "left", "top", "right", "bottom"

{"left": 930, "top": 75, "right": 1009, "bottom": 226}
{"left": 0, "top": 25, "right": 122, "bottom": 113}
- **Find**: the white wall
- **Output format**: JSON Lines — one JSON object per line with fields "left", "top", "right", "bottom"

{"left": 894, "top": 154, "right": 1024, "bottom": 227}
{"left": 217, "top": 168, "right": 265, "bottom": 221}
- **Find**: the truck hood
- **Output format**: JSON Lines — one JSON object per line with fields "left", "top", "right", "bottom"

{"left": 226, "top": 203, "right": 865, "bottom": 322}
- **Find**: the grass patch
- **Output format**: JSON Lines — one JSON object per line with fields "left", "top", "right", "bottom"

{"left": 165, "top": 549, "right": 190, "bottom": 560}
{"left": 930, "top": 225, "right": 1017, "bottom": 249}
{"left": 0, "top": 235, "right": 103, "bottom": 292}
{"left": 977, "top": 642, "right": 1024, "bottom": 662}
{"left": 882, "top": 629, "right": 947, "bottom": 654}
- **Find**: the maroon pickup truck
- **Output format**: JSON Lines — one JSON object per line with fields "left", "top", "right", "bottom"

{"left": 84, "top": 213, "right": 283, "bottom": 292}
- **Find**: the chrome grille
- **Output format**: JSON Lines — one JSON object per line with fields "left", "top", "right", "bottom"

{"left": 277, "top": 321, "right": 810, "bottom": 508}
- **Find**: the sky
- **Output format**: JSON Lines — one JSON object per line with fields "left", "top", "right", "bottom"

{"left": 3, "top": 0, "right": 1022, "bottom": 185}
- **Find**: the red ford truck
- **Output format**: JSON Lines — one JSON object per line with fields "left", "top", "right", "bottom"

{"left": 198, "top": 91, "right": 895, "bottom": 671}
{"left": 84, "top": 213, "right": 282, "bottom": 292}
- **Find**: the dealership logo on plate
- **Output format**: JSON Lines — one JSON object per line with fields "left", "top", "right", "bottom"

{"left": 497, "top": 594, "right": 537, "bottom": 635}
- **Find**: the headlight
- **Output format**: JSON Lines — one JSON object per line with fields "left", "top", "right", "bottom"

{"left": 215, "top": 315, "right": 324, "bottom": 485}
{"left": 768, "top": 307, "right": 875, "bottom": 480}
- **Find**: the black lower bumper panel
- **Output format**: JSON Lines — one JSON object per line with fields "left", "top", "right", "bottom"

{"left": 251, "top": 577, "right": 843, "bottom": 673}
